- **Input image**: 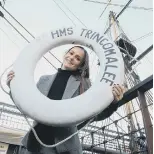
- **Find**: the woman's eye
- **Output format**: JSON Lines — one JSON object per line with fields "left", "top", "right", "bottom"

{"left": 77, "top": 58, "right": 80, "bottom": 61}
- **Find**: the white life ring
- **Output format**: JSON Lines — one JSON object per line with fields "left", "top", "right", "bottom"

{"left": 10, "top": 27, "right": 124, "bottom": 126}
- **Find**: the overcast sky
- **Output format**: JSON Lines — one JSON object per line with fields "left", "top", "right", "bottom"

{"left": 0, "top": 0, "right": 153, "bottom": 106}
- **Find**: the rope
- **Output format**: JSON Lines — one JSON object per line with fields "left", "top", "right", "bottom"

{"left": 98, "top": 0, "right": 111, "bottom": 19}
{"left": 131, "top": 32, "right": 153, "bottom": 43}
{"left": 58, "top": 0, "right": 87, "bottom": 28}
{"left": 84, "top": 0, "right": 153, "bottom": 11}
{"left": 52, "top": 0, "right": 76, "bottom": 26}
{"left": 6, "top": 94, "right": 95, "bottom": 148}
{"left": 1, "top": 7, "right": 60, "bottom": 69}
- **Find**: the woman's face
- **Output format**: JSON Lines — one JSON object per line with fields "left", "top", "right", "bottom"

{"left": 62, "top": 47, "right": 85, "bottom": 71}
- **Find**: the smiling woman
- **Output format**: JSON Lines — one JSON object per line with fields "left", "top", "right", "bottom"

{"left": 62, "top": 46, "right": 89, "bottom": 77}
{"left": 46, "top": 46, "right": 90, "bottom": 101}
{"left": 62, "top": 47, "right": 85, "bottom": 71}
{"left": 7, "top": 27, "right": 125, "bottom": 154}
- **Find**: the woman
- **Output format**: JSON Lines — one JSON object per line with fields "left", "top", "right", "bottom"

{"left": 7, "top": 46, "right": 125, "bottom": 154}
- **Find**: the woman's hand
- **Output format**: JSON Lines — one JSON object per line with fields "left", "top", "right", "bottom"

{"left": 112, "top": 84, "right": 125, "bottom": 102}
{"left": 6, "top": 70, "right": 15, "bottom": 87}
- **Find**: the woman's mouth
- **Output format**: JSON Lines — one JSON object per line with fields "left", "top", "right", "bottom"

{"left": 66, "top": 59, "right": 73, "bottom": 65}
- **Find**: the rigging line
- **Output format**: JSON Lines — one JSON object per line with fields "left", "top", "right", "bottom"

{"left": 104, "top": 0, "right": 134, "bottom": 34}
{"left": 0, "top": 4, "right": 35, "bottom": 39}
{"left": 116, "top": 0, "right": 134, "bottom": 21}
{"left": 82, "top": 105, "right": 147, "bottom": 139}
{"left": 0, "top": 8, "right": 62, "bottom": 65}
{"left": 4, "top": 17, "right": 30, "bottom": 43}
{"left": 84, "top": 0, "right": 153, "bottom": 11}
{"left": 144, "top": 56, "right": 153, "bottom": 65}
{"left": 145, "top": 93, "right": 153, "bottom": 110}
{"left": 115, "top": 123, "right": 122, "bottom": 153}
{"left": 115, "top": 111, "right": 129, "bottom": 123}
{"left": 117, "top": 47, "right": 141, "bottom": 71}
{"left": 103, "top": 19, "right": 109, "bottom": 34}
{"left": 122, "top": 36, "right": 140, "bottom": 65}
{"left": 125, "top": 64, "right": 137, "bottom": 87}
{"left": 95, "top": 127, "right": 145, "bottom": 147}
{"left": 131, "top": 32, "right": 153, "bottom": 43}
{"left": 146, "top": 91, "right": 153, "bottom": 104}
{"left": 43, "top": 56, "right": 58, "bottom": 70}
{"left": 116, "top": 39, "right": 143, "bottom": 73}
{"left": 58, "top": 0, "right": 87, "bottom": 28}
{"left": 147, "top": 89, "right": 153, "bottom": 96}
{"left": 102, "top": 127, "right": 107, "bottom": 154}
{"left": 49, "top": 51, "right": 62, "bottom": 64}
{"left": 116, "top": 22, "right": 152, "bottom": 59}
{"left": 109, "top": 117, "right": 127, "bottom": 133}
{"left": 147, "top": 106, "right": 153, "bottom": 120}
{"left": 81, "top": 131, "right": 88, "bottom": 144}
{"left": 0, "top": 15, "right": 61, "bottom": 70}
{"left": 79, "top": 118, "right": 93, "bottom": 141}
{"left": 98, "top": 0, "right": 111, "bottom": 19}
{"left": 82, "top": 123, "right": 91, "bottom": 144}
{"left": 124, "top": 69, "right": 134, "bottom": 87}
{"left": 131, "top": 100, "right": 141, "bottom": 129}
{"left": 133, "top": 44, "right": 153, "bottom": 66}
{"left": 103, "top": 118, "right": 109, "bottom": 143}
{"left": 118, "top": 24, "right": 153, "bottom": 67}
{"left": 116, "top": 34, "right": 150, "bottom": 70}
{"left": 146, "top": 96, "right": 153, "bottom": 107}
{"left": 3, "top": 18, "right": 57, "bottom": 70}
{"left": 84, "top": 130, "right": 91, "bottom": 145}
{"left": 0, "top": 27, "right": 20, "bottom": 48}
{"left": 125, "top": 69, "right": 147, "bottom": 120}
{"left": 132, "top": 57, "right": 153, "bottom": 77}
{"left": 136, "top": 48, "right": 153, "bottom": 66}
{"left": 145, "top": 90, "right": 153, "bottom": 103}
{"left": 146, "top": 89, "right": 153, "bottom": 96}
{"left": 116, "top": 21, "right": 131, "bottom": 42}
{"left": 52, "top": 0, "right": 76, "bottom": 26}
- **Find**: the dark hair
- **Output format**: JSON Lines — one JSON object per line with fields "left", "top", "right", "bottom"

{"left": 66, "top": 46, "right": 90, "bottom": 78}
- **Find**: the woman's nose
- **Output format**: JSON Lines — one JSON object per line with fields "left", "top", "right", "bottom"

{"left": 69, "top": 55, "right": 74, "bottom": 61}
